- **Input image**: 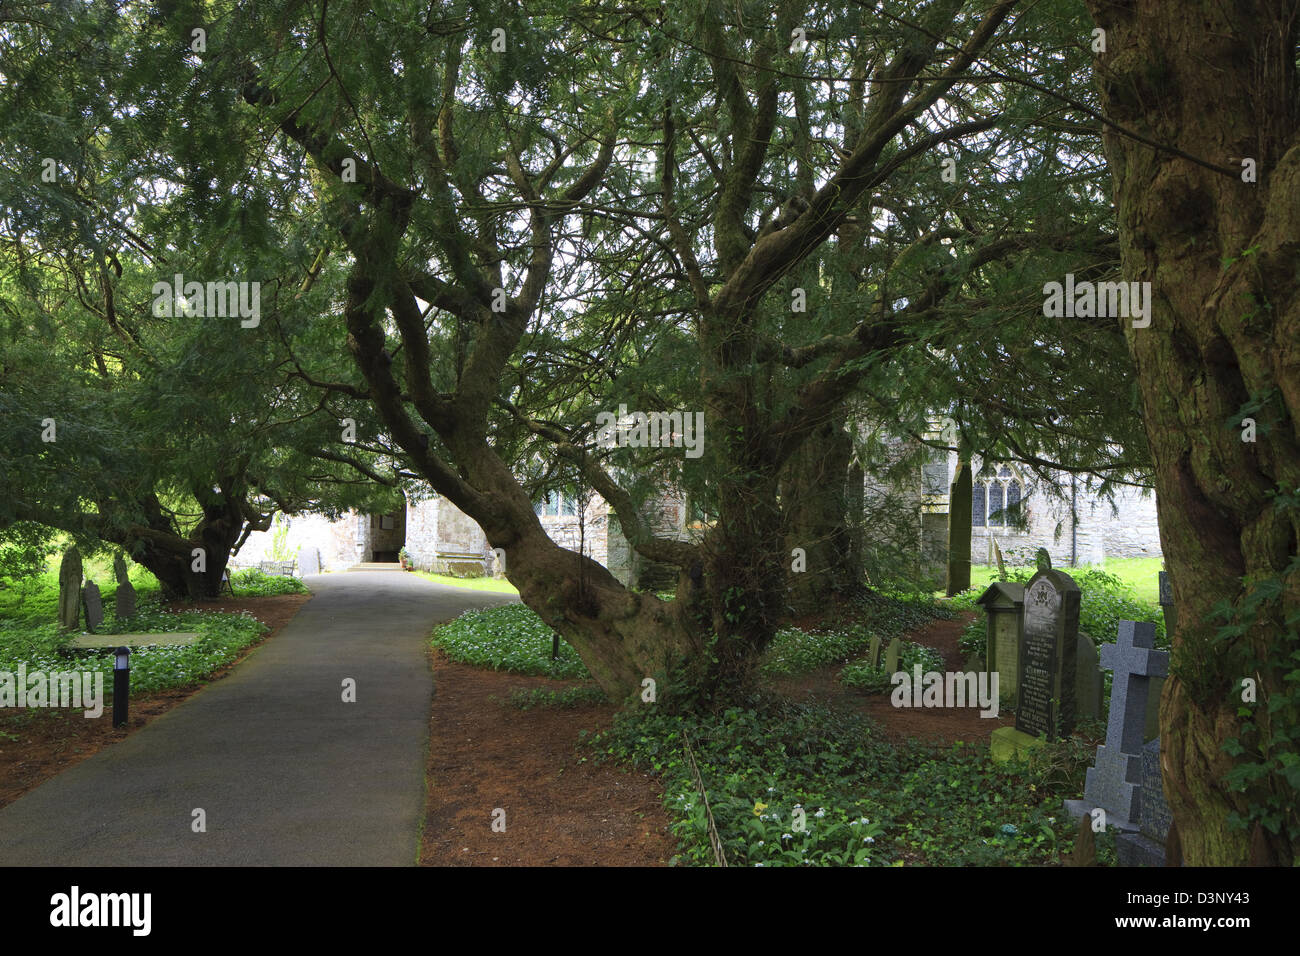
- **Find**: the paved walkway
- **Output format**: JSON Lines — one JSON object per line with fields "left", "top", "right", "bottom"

{"left": 0, "top": 572, "right": 515, "bottom": 866}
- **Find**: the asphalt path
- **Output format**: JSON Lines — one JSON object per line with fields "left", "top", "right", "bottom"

{"left": 0, "top": 570, "right": 515, "bottom": 866}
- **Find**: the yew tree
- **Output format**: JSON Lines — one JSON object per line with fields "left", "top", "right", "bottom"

{"left": 1083, "top": 0, "right": 1299, "bottom": 865}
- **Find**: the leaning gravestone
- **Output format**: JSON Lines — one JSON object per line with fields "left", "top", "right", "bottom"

{"left": 868, "top": 635, "right": 882, "bottom": 670}
{"left": 1069, "top": 620, "right": 1169, "bottom": 831}
{"left": 299, "top": 546, "right": 321, "bottom": 576}
{"left": 113, "top": 555, "right": 136, "bottom": 619}
{"left": 883, "top": 637, "right": 902, "bottom": 676}
{"left": 82, "top": 580, "right": 103, "bottom": 633}
{"left": 58, "top": 548, "right": 83, "bottom": 631}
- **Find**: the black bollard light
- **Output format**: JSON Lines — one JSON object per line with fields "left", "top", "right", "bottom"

{"left": 112, "top": 645, "right": 130, "bottom": 728}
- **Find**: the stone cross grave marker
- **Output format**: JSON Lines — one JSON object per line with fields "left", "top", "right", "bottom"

{"left": 58, "top": 548, "right": 82, "bottom": 631}
{"left": 1081, "top": 620, "right": 1169, "bottom": 829}
{"left": 884, "top": 637, "right": 902, "bottom": 677}
{"left": 868, "top": 635, "right": 882, "bottom": 670}
{"left": 113, "top": 555, "right": 136, "bottom": 619}
{"left": 82, "top": 580, "right": 103, "bottom": 632}
{"left": 1014, "top": 557, "right": 1081, "bottom": 740}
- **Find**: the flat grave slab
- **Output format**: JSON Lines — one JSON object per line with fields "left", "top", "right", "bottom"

{"left": 63, "top": 632, "right": 203, "bottom": 651}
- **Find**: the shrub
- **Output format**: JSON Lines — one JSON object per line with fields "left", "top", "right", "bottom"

{"left": 0, "top": 605, "right": 267, "bottom": 694}
{"left": 228, "top": 568, "right": 309, "bottom": 597}
{"left": 432, "top": 603, "right": 589, "bottom": 679}
{"left": 839, "top": 643, "right": 946, "bottom": 693}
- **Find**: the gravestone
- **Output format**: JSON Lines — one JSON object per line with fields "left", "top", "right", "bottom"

{"left": 1014, "top": 556, "right": 1081, "bottom": 740}
{"left": 299, "top": 547, "right": 321, "bottom": 576}
{"left": 58, "top": 548, "right": 82, "bottom": 631}
{"left": 868, "top": 635, "right": 882, "bottom": 670}
{"left": 1158, "top": 571, "right": 1176, "bottom": 633}
{"left": 976, "top": 581, "right": 1024, "bottom": 694}
{"left": 1116, "top": 737, "right": 1176, "bottom": 866}
{"left": 82, "top": 580, "right": 103, "bottom": 633}
{"left": 1071, "top": 621, "right": 1169, "bottom": 831}
{"left": 1074, "top": 633, "right": 1103, "bottom": 720}
{"left": 113, "top": 555, "right": 136, "bottom": 619}
{"left": 884, "top": 637, "right": 902, "bottom": 676}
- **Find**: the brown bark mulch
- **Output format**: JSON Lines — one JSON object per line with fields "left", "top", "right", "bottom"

{"left": 420, "top": 648, "right": 678, "bottom": 867}
{"left": 0, "top": 592, "right": 310, "bottom": 811}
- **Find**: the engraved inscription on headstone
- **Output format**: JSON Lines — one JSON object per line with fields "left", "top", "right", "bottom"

{"left": 1013, "top": 565, "right": 1081, "bottom": 740}
{"left": 1017, "top": 579, "right": 1058, "bottom": 738}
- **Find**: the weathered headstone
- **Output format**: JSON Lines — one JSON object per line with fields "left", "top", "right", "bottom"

{"left": 82, "top": 580, "right": 103, "bottom": 633}
{"left": 868, "top": 635, "right": 882, "bottom": 670}
{"left": 1074, "top": 632, "right": 1103, "bottom": 720}
{"left": 976, "top": 581, "right": 1024, "bottom": 694}
{"left": 1014, "top": 558, "right": 1081, "bottom": 740}
{"left": 58, "top": 548, "right": 82, "bottom": 631}
{"left": 299, "top": 547, "right": 321, "bottom": 576}
{"left": 883, "top": 637, "right": 902, "bottom": 676}
{"left": 113, "top": 555, "right": 136, "bottom": 619}
{"left": 1073, "top": 621, "right": 1169, "bottom": 830}
{"left": 1158, "top": 571, "right": 1176, "bottom": 633}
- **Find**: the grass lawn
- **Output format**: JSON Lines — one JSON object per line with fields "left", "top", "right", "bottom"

{"left": 411, "top": 570, "right": 519, "bottom": 594}
{"left": 952, "top": 556, "right": 1165, "bottom": 605}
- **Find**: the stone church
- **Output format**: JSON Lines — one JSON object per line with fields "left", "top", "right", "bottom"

{"left": 232, "top": 429, "right": 1161, "bottom": 583}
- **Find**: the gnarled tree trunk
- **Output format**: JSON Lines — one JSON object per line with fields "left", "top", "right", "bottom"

{"left": 1085, "top": 0, "right": 1300, "bottom": 865}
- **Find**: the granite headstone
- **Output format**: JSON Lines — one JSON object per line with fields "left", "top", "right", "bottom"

{"left": 868, "top": 635, "right": 882, "bottom": 670}
{"left": 1115, "top": 736, "right": 1177, "bottom": 865}
{"left": 1014, "top": 556, "right": 1081, "bottom": 740}
{"left": 299, "top": 547, "right": 321, "bottom": 576}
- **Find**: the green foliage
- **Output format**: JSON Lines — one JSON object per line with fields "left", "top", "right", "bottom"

{"left": 591, "top": 700, "right": 1092, "bottom": 866}
{"left": 432, "top": 604, "right": 589, "bottom": 679}
{"left": 507, "top": 685, "right": 608, "bottom": 710}
{"left": 1212, "top": 485, "right": 1300, "bottom": 853}
{"left": 953, "top": 562, "right": 1166, "bottom": 661}
{"left": 840, "top": 643, "right": 946, "bottom": 694}
{"left": 0, "top": 553, "right": 159, "bottom": 625}
{"left": 0, "top": 606, "right": 266, "bottom": 695}
{"left": 228, "top": 569, "right": 309, "bottom": 597}
{"left": 267, "top": 515, "right": 300, "bottom": 563}
{"left": 760, "top": 596, "right": 940, "bottom": 677}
